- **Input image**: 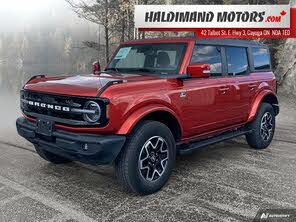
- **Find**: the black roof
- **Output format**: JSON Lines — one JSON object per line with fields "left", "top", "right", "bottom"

{"left": 124, "top": 37, "right": 267, "bottom": 48}
{"left": 195, "top": 38, "right": 267, "bottom": 47}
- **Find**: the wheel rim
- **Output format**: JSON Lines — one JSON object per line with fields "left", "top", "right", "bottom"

{"left": 260, "top": 112, "right": 273, "bottom": 141}
{"left": 138, "top": 136, "right": 169, "bottom": 182}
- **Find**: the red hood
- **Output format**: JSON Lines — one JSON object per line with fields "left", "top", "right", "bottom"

{"left": 24, "top": 73, "right": 159, "bottom": 97}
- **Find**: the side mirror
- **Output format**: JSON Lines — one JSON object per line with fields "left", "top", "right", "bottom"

{"left": 92, "top": 61, "right": 101, "bottom": 74}
{"left": 187, "top": 63, "right": 211, "bottom": 78}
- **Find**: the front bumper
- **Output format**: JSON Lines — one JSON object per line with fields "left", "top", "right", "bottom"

{"left": 16, "top": 117, "right": 126, "bottom": 165}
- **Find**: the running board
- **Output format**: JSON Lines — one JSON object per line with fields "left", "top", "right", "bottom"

{"left": 177, "top": 128, "right": 252, "bottom": 155}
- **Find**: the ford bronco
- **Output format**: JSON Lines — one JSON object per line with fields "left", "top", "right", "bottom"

{"left": 16, "top": 38, "right": 279, "bottom": 195}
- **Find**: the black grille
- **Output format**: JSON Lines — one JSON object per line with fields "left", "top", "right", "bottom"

{"left": 21, "top": 90, "right": 109, "bottom": 126}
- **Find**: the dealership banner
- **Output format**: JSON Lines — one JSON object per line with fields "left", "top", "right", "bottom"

{"left": 135, "top": 5, "right": 296, "bottom": 38}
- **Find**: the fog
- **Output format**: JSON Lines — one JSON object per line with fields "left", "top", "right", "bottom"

{"left": 0, "top": 0, "right": 100, "bottom": 140}
{"left": 0, "top": 0, "right": 87, "bottom": 32}
{"left": 0, "top": 0, "right": 100, "bottom": 94}
{"left": 0, "top": 91, "right": 20, "bottom": 142}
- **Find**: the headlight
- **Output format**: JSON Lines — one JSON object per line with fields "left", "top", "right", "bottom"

{"left": 83, "top": 101, "right": 101, "bottom": 123}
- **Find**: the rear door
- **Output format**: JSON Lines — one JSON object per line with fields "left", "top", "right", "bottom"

{"left": 222, "top": 46, "right": 254, "bottom": 124}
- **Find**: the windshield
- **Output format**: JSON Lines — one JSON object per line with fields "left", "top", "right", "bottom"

{"left": 107, "top": 43, "right": 187, "bottom": 75}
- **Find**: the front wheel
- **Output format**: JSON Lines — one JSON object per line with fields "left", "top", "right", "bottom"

{"left": 245, "top": 103, "right": 276, "bottom": 149}
{"left": 115, "top": 121, "right": 176, "bottom": 195}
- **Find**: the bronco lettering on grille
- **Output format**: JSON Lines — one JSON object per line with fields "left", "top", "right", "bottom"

{"left": 27, "top": 100, "right": 70, "bottom": 112}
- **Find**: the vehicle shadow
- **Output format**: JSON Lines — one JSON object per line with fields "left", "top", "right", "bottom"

{"left": 32, "top": 137, "right": 274, "bottom": 221}
{"left": 37, "top": 136, "right": 251, "bottom": 196}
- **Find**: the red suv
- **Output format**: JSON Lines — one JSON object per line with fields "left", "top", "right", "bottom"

{"left": 16, "top": 38, "right": 279, "bottom": 194}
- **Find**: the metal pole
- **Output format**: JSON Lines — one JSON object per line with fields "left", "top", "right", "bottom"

{"left": 98, "top": 25, "right": 101, "bottom": 57}
{"left": 134, "top": 0, "right": 139, "bottom": 39}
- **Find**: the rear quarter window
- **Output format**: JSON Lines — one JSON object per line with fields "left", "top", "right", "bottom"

{"left": 252, "top": 47, "right": 271, "bottom": 71}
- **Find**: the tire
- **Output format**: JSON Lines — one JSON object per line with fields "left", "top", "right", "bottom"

{"left": 34, "top": 145, "right": 72, "bottom": 164}
{"left": 245, "top": 103, "right": 276, "bottom": 149}
{"left": 115, "top": 120, "right": 176, "bottom": 195}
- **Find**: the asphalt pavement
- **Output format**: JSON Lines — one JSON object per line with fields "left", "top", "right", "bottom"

{"left": 0, "top": 92, "right": 295, "bottom": 222}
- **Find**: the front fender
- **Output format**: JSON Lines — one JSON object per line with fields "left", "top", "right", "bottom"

{"left": 116, "top": 104, "right": 182, "bottom": 135}
{"left": 247, "top": 90, "right": 278, "bottom": 122}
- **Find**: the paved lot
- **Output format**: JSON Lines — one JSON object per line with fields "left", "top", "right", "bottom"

{"left": 0, "top": 92, "right": 295, "bottom": 222}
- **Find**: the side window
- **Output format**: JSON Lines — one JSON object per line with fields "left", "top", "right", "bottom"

{"left": 252, "top": 47, "right": 271, "bottom": 70}
{"left": 225, "top": 47, "right": 249, "bottom": 76}
{"left": 190, "top": 45, "right": 222, "bottom": 77}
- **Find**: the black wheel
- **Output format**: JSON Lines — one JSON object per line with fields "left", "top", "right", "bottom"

{"left": 246, "top": 103, "right": 276, "bottom": 149}
{"left": 34, "top": 145, "right": 72, "bottom": 164}
{"left": 115, "top": 120, "right": 176, "bottom": 195}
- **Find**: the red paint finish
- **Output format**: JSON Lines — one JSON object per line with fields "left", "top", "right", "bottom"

{"left": 24, "top": 74, "right": 160, "bottom": 97}
{"left": 22, "top": 38, "right": 278, "bottom": 144}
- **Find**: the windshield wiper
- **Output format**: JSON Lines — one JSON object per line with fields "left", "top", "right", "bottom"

{"left": 104, "top": 67, "right": 159, "bottom": 76}
{"left": 138, "top": 68, "right": 154, "bottom": 72}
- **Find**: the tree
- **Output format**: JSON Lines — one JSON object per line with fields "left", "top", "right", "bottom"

{"left": 64, "top": 36, "right": 73, "bottom": 58}
{"left": 66, "top": 0, "right": 121, "bottom": 63}
{"left": 65, "top": 0, "right": 167, "bottom": 62}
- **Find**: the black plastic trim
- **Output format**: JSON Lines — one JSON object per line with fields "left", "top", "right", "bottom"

{"left": 25, "top": 75, "right": 46, "bottom": 85}
{"left": 16, "top": 117, "right": 126, "bottom": 165}
{"left": 21, "top": 90, "right": 109, "bottom": 127}
{"left": 273, "top": 104, "right": 280, "bottom": 116}
{"left": 157, "top": 74, "right": 191, "bottom": 80}
{"left": 23, "top": 111, "right": 100, "bottom": 126}
{"left": 195, "top": 39, "right": 267, "bottom": 48}
{"left": 177, "top": 127, "right": 252, "bottom": 155}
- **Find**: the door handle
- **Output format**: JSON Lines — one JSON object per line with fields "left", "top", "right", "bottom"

{"left": 218, "top": 87, "right": 229, "bottom": 94}
{"left": 219, "top": 87, "right": 230, "bottom": 91}
{"left": 248, "top": 84, "right": 257, "bottom": 88}
{"left": 248, "top": 84, "right": 257, "bottom": 91}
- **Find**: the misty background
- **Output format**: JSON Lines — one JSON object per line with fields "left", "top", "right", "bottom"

{"left": 0, "top": 0, "right": 100, "bottom": 140}
{"left": 0, "top": 0, "right": 100, "bottom": 93}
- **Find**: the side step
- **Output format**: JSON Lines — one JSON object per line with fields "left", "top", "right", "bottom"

{"left": 177, "top": 128, "right": 252, "bottom": 155}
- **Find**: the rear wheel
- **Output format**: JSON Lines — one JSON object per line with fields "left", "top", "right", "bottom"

{"left": 34, "top": 145, "right": 72, "bottom": 164}
{"left": 245, "top": 103, "right": 276, "bottom": 149}
{"left": 115, "top": 121, "right": 176, "bottom": 195}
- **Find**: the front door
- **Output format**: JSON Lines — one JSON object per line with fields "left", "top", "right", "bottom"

{"left": 182, "top": 77, "right": 231, "bottom": 137}
{"left": 181, "top": 44, "right": 231, "bottom": 137}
